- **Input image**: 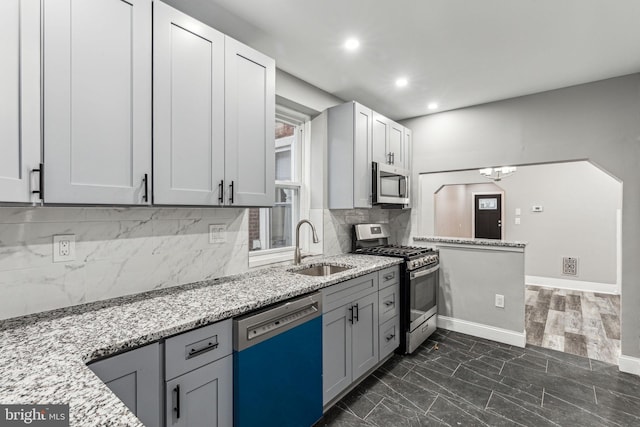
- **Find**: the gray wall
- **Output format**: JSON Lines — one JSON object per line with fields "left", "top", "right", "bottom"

{"left": 403, "top": 73, "right": 640, "bottom": 358}
{"left": 421, "top": 162, "right": 622, "bottom": 285}
{"left": 436, "top": 245, "right": 525, "bottom": 334}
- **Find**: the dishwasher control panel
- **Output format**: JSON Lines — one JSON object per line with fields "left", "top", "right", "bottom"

{"left": 248, "top": 305, "right": 318, "bottom": 341}
{"left": 233, "top": 292, "right": 322, "bottom": 351}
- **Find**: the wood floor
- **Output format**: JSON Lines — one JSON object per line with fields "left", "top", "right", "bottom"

{"left": 319, "top": 330, "right": 640, "bottom": 426}
{"left": 525, "top": 285, "right": 621, "bottom": 364}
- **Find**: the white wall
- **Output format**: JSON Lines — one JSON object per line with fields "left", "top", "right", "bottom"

{"left": 403, "top": 73, "right": 640, "bottom": 359}
{"left": 0, "top": 207, "right": 248, "bottom": 320}
{"left": 420, "top": 161, "right": 622, "bottom": 286}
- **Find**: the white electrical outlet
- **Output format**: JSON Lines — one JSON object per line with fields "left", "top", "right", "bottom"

{"left": 515, "top": 208, "right": 521, "bottom": 215}
{"left": 531, "top": 205, "right": 544, "bottom": 212}
{"left": 515, "top": 217, "right": 521, "bottom": 225}
{"left": 53, "top": 234, "right": 75, "bottom": 263}
{"left": 495, "top": 294, "right": 505, "bottom": 308}
{"left": 209, "top": 224, "right": 226, "bottom": 244}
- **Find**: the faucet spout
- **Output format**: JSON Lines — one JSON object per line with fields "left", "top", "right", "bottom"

{"left": 294, "top": 219, "right": 319, "bottom": 265}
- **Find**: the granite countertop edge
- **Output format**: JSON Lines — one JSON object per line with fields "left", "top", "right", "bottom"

{"left": 0, "top": 254, "right": 401, "bottom": 426}
{"left": 413, "top": 236, "right": 527, "bottom": 248}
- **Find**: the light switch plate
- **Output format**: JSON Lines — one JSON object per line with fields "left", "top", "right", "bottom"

{"left": 515, "top": 208, "right": 521, "bottom": 215}
{"left": 53, "top": 234, "right": 76, "bottom": 263}
{"left": 495, "top": 294, "right": 505, "bottom": 308}
{"left": 532, "top": 205, "right": 544, "bottom": 212}
{"left": 515, "top": 217, "right": 521, "bottom": 225}
{"left": 209, "top": 224, "right": 226, "bottom": 244}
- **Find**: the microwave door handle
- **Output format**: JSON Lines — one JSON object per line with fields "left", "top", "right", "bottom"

{"left": 410, "top": 265, "right": 440, "bottom": 279}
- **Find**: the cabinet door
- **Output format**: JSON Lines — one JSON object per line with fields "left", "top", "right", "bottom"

{"left": 43, "top": 0, "right": 151, "bottom": 204}
{"left": 351, "top": 292, "right": 379, "bottom": 380}
{"left": 0, "top": 0, "right": 40, "bottom": 203}
{"left": 353, "top": 103, "right": 373, "bottom": 208}
{"left": 403, "top": 127, "right": 412, "bottom": 171}
{"left": 371, "top": 112, "right": 389, "bottom": 165}
{"left": 153, "top": 2, "right": 225, "bottom": 205}
{"left": 388, "top": 121, "right": 404, "bottom": 167}
{"left": 322, "top": 304, "right": 353, "bottom": 405}
{"left": 89, "top": 343, "right": 161, "bottom": 427}
{"left": 224, "top": 37, "right": 275, "bottom": 207}
{"left": 166, "top": 355, "right": 233, "bottom": 427}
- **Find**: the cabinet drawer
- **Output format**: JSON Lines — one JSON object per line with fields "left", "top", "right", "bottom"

{"left": 322, "top": 272, "right": 378, "bottom": 313}
{"left": 165, "top": 319, "right": 232, "bottom": 380}
{"left": 379, "top": 283, "right": 399, "bottom": 325}
{"left": 379, "top": 316, "right": 399, "bottom": 360}
{"left": 378, "top": 266, "right": 400, "bottom": 290}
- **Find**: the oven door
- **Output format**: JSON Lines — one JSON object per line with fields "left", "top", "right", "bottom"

{"left": 408, "top": 264, "right": 438, "bottom": 332}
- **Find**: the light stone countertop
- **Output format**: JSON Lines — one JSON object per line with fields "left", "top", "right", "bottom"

{"left": 413, "top": 236, "right": 527, "bottom": 249}
{"left": 0, "top": 254, "right": 401, "bottom": 426}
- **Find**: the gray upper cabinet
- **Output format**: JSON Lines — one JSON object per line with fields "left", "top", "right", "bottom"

{"left": 327, "top": 102, "right": 373, "bottom": 209}
{"left": 403, "top": 127, "right": 412, "bottom": 171}
{"left": 43, "top": 0, "right": 152, "bottom": 205}
{"left": 0, "top": 0, "right": 41, "bottom": 203}
{"left": 372, "top": 112, "right": 390, "bottom": 166}
{"left": 224, "top": 37, "right": 275, "bottom": 207}
{"left": 153, "top": 2, "right": 225, "bottom": 206}
{"left": 89, "top": 343, "right": 162, "bottom": 427}
{"left": 153, "top": 3, "right": 275, "bottom": 207}
{"left": 372, "top": 112, "right": 410, "bottom": 169}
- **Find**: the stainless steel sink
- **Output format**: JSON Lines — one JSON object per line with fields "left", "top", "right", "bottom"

{"left": 290, "top": 264, "right": 352, "bottom": 277}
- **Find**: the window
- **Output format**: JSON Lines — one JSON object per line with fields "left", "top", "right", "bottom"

{"left": 249, "top": 107, "right": 309, "bottom": 265}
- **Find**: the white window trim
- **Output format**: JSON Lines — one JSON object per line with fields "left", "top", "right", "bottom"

{"left": 249, "top": 106, "right": 311, "bottom": 269}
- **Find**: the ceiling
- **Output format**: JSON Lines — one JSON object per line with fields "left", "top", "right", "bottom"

{"left": 174, "top": 0, "right": 640, "bottom": 120}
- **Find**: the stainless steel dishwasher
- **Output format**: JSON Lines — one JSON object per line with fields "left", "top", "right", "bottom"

{"left": 233, "top": 291, "right": 323, "bottom": 427}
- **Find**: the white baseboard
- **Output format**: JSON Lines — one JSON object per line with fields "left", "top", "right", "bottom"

{"left": 618, "top": 355, "right": 640, "bottom": 376}
{"left": 525, "top": 275, "right": 618, "bottom": 295}
{"left": 437, "top": 315, "right": 526, "bottom": 348}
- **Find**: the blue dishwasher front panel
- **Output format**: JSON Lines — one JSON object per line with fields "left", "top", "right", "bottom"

{"left": 234, "top": 315, "right": 322, "bottom": 427}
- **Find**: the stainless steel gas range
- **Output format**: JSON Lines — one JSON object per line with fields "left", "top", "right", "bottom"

{"left": 352, "top": 223, "right": 439, "bottom": 354}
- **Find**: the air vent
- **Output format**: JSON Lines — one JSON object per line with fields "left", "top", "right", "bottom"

{"left": 562, "top": 257, "right": 578, "bottom": 276}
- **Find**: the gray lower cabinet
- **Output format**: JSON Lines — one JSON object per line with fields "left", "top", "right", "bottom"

{"left": 165, "top": 319, "right": 233, "bottom": 427}
{"left": 88, "top": 343, "right": 162, "bottom": 427}
{"left": 165, "top": 355, "right": 233, "bottom": 427}
{"left": 322, "top": 273, "right": 379, "bottom": 406}
{"left": 378, "top": 266, "right": 400, "bottom": 360}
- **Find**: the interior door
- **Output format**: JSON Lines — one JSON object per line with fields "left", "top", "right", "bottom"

{"left": 153, "top": 1, "right": 225, "bottom": 205}
{"left": 474, "top": 194, "right": 502, "bottom": 239}
{"left": 43, "top": 0, "right": 152, "bottom": 204}
{"left": 0, "top": 0, "right": 41, "bottom": 202}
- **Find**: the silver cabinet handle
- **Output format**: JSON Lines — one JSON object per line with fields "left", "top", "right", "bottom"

{"left": 383, "top": 272, "right": 395, "bottom": 280}
{"left": 386, "top": 333, "right": 395, "bottom": 342}
{"left": 384, "top": 300, "right": 394, "bottom": 307}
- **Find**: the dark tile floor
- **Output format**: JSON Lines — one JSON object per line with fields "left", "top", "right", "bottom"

{"left": 525, "top": 285, "right": 621, "bottom": 364}
{"left": 316, "top": 329, "right": 640, "bottom": 427}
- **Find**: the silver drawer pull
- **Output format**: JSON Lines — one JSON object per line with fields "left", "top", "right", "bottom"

{"left": 383, "top": 273, "right": 395, "bottom": 280}
{"left": 187, "top": 342, "right": 219, "bottom": 359}
{"left": 384, "top": 300, "right": 394, "bottom": 307}
{"left": 386, "top": 333, "right": 395, "bottom": 342}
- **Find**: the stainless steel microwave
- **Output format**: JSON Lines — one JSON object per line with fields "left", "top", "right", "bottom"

{"left": 372, "top": 162, "right": 410, "bottom": 207}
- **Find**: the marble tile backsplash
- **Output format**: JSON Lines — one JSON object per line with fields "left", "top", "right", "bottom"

{"left": 0, "top": 207, "right": 249, "bottom": 320}
{"left": 322, "top": 208, "right": 414, "bottom": 255}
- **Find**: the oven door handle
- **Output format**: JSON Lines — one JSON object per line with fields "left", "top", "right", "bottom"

{"left": 410, "top": 265, "right": 440, "bottom": 279}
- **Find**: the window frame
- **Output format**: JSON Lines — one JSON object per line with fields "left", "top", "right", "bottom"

{"left": 249, "top": 106, "right": 311, "bottom": 268}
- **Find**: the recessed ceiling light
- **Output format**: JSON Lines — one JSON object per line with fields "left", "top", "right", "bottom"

{"left": 428, "top": 102, "right": 439, "bottom": 110}
{"left": 395, "top": 78, "right": 408, "bottom": 87}
{"left": 344, "top": 38, "right": 360, "bottom": 50}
